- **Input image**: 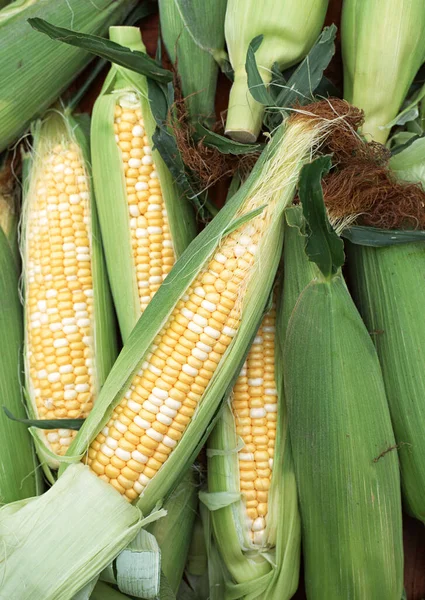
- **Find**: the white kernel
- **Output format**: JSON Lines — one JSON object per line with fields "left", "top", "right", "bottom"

{"left": 138, "top": 281, "right": 149, "bottom": 289}
{"left": 248, "top": 378, "right": 263, "bottom": 387}
{"left": 64, "top": 390, "right": 77, "bottom": 400}
{"left": 265, "top": 403, "right": 278, "bottom": 413}
{"left": 138, "top": 473, "right": 151, "bottom": 486}
{"left": 239, "top": 235, "right": 251, "bottom": 246}
{"left": 46, "top": 432, "right": 59, "bottom": 443}
{"left": 44, "top": 399, "right": 53, "bottom": 409}
{"left": 192, "top": 348, "right": 208, "bottom": 361}
{"left": 188, "top": 321, "right": 203, "bottom": 334}
{"left": 132, "top": 125, "right": 144, "bottom": 137}
{"left": 143, "top": 146, "right": 152, "bottom": 155}
{"left": 130, "top": 218, "right": 137, "bottom": 229}
{"left": 76, "top": 246, "right": 89, "bottom": 254}
{"left": 252, "top": 517, "right": 266, "bottom": 532}
{"left": 102, "top": 427, "right": 109, "bottom": 437}
{"left": 82, "top": 336, "right": 92, "bottom": 346}
{"left": 59, "top": 365, "right": 73, "bottom": 374}
{"left": 62, "top": 317, "right": 76, "bottom": 326}
{"left": 196, "top": 341, "right": 212, "bottom": 353}
{"left": 265, "top": 389, "right": 277, "bottom": 397}
{"left": 37, "top": 300, "right": 47, "bottom": 312}
{"left": 134, "top": 415, "right": 151, "bottom": 430}
{"left": 136, "top": 228, "right": 148, "bottom": 239}
{"left": 143, "top": 400, "right": 159, "bottom": 414}
{"left": 253, "top": 336, "right": 263, "bottom": 345}
{"left": 248, "top": 244, "right": 258, "bottom": 255}
{"left": 53, "top": 163, "right": 65, "bottom": 173}
{"left": 234, "top": 246, "right": 245, "bottom": 257}
{"left": 77, "top": 318, "right": 91, "bottom": 328}
{"left": 49, "top": 322, "right": 62, "bottom": 332}
{"left": 160, "top": 405, "right": 177, "bottom": 418}
{"left": 163, "top": 240, "right": 173, "bottom": 248}
{"left": 193, "top": 314, "right": 208, "bottom": 327}
{"left": 152, "top": 387, "right": 168, "bottom": 400}
{"left": 132, "top": 450, "right": 148, "bottom": 464}
{"left": 69, "top": 194, "right": 80, "bottom": 204}
{"left": 142, "top": 155, "right": 153, "bottom": 165}
{"left": 181, "top": 308, "right": 194, "bottom": 320}
{"left": 250, "top": 408, "right": 266, "bottom": 418}
{"left": 201, "top": 300, "right": 216, "bottom": 312}
{"left": 215, "top": 253, "right": 227, "bottom": 264}
{"left": 253, "top": 530, "right": 266, "bottom": 545}
{"left": 147, "top": 226, "right": 162, "bottom": 235}
{"left": 262, "top": 326, "right": 275, "bottom": 333}
{"left": 53, "top": 338, "right": 69, "bottom": 348}
{"left": 151, "top": 170, "right": 158, "bottom": 179}
{"left": 148, "top": 394, "right": 163, "bottom": 407}
{"left": 165, "top": 398, "right": 181, "bottom": 411}
{"left": 182, "top": 364, "right": 198, "bottom": 377}
{"left": 77, "top": 254, "right": 90, "bottom": 262}
{"left": 129, "top": 158, "right": 142, "bottom": 168}
{"left": 194, "top": 286, "right": 206, "bottom": 298}
{"left": 148, "top": 364, "right": 161, "bottom": 375}
{"left": 63, "top": 325, "right": 78, "bottom": 334}
{"left": 239, "top": 452, "right": 255, "bottom": 461}
{"left": 133, "top": 481, "right": 144, "bottom": 494}
{"left": 149, "top": 275, "right": 163, "bottom": 285}
{"left": 73, "top": 302, "right": 87, "bottom": 312}
{"left": 31, "top": 320, "right": 41, "bottom": 329}
{"left": 163, "top": 435, "right": 177, "bottom": 449}
{"left": 204, "top": 326, "right": 220, "bottom": 340}
{"left": 127, "top": 399, "right": 142, "bottom": 413}
{"left": 135, "top": 181, "right": 149, "bottom": 191}
{"left": 40, "top": 314, "right": 49, "bottom": 325}
{"left": 157, "top": 413, "right": 172, "bottom": 426}
{"left": 129, "top": 205, "right": 140, "bottom": 217}
{"left": 47, "top": 372, "right": 60, "bottom": 383}
{"left": 76, "top": 383, "right": 89, "bottom": 393}
{"left": 100, "top": 443, "right": 114, "bottom": 457}
{"left": 269, "top": 458, "right": 274, "bottom": 469}
{"left": 223, "top": 326, "right": 237, "bottom": 337}
{"left": 59, "top": 437, "right": 72, "bottom": 447}
{"left": 115, "top": 447, "right": 131, "bottom": 461}
{"left": 46, "top": 289, "right": 58, "bottom": 298}
{"left": 146, "top": 428, "right": 163, "bottom": 442}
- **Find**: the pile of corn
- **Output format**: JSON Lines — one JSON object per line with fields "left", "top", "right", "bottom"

{"left": 0, "top": 1, "right": 425, "bottom": 599}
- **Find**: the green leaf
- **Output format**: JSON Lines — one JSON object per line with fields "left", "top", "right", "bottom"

{"left": 28, "top": 18, "right": 172, "bottom": 84}
{"left": 299, "top": 155, "right": 345, "bottom": 278}
{"left": 245, "top": 35, "right": 275, "bottom": 106}
{"left": 193, "top": 124, "right": 262, "bottom": 155}
{"left": 384, "top": 80, "right": 425, "bottom": 130}
{"left": 342, "top": 225, "right": 425, "bottom": 247}
{"left": 160, "top": 572, "right": 177, "bottom": 600}
{"left": 173, "top": 0, "right": 227, "bottom": 56}
{"left": 3, "top": 407, "right": 85, "bottom": 431}
{"left": 272, "top": 25, "right": 337, "bottom": 109}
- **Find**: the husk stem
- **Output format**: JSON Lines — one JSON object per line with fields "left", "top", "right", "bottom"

{"left": 342, "top": 0, "right": 425, "bottom": 144}
{"left": 91, "top": 26, "right": 196, "bottom": 343}
{"left": 224, "top": 0, "right": 329, "bottom": 142}
{"left": 0, "top": 0, "right": 138, "bottom": 153}
{"left": 282, "top": 208, "right": 403, "bottom": 599}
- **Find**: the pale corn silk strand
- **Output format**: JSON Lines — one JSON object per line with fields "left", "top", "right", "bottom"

{"left": 113, "top": 91, "right": 175, "bottom": 312}
{"left": 24, "top": 136, "right": 95, "bottom": 456}
{"left": 86, "top": 115, "right": 332, "bottom": 501}
{"left": 231, "top": 303, "right": 277, "bottom": 546}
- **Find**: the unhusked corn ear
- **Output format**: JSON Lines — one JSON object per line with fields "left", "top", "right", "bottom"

{"left": 206, "top": 299, "right": 300, "bottom": 598}
{"left": 283, "top": 209, "right": 403, "bottom": 599}
{"left": 347, "top": 240, "right": 425, "bottom": 524}
{"left": 342, "top": 0, "right": 425, "bottom": 143}
{"left": 92, "top": 26, "right": 196, "bottom": 343}
{"left": 158, "top": 0, "right": 226, "bottom": 124}
{"left": 67, "top": 104, "right": 342, "bottom": 515}
{"left": 0, "top": 155, "right": 19, "bottom": 263}
{"left": 225, "top": 0, "right": 329, "bottom": 142}
{"left": 22, "top": 109, "right": 117, "bottom": 467}
{"left": 0, "top": 0, "right": 138, "bottom": 153}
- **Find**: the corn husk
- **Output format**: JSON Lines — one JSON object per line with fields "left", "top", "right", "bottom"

{"left": 0, "top": 154, "right": 20, "bottom": 263}
{"left": 159, "top": 0, "right": 227, "bottom": 124}
{"left": 0, "top": 203, "right": 41, "bottom": 504}
{"left": 205, "top": 303, "right": 300, "bottom": 600}
{"left": 224, "top": 0, "right": 329, "bottom": 142}
{"left": 91, "top": 26, "right": 196, "bottom": 342}
{"left": 342, "top": 0, "right": 425, "bottom": 143}
{"left": 91, "top": 582, "right": 130, "bottom": 599}
{"left": 0, "top": 0, "right": 138, "bottom": 153}
{"left": 21, "top": 109, "right": 117, "bottom": 469}
{"left": 282, "top": 208, "right": 403, "bottom": 599}
{"left": 347, "top": 240, "right": 425, "bottom": 523}
{"left": 0, "top": 108, "right": 343, "bottom": 597}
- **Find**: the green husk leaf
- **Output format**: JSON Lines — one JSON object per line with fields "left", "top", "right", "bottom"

{"left": 0, "top": 0, "right": 138, "bottom": 153}
{"left": 3, "top": 407, "right": 84, "bottom": 430}
{"left": 283, "top": 221, "right": 403, "bottom": 598}
{"left": 0, "top": 227, "right": 40, "bottom": 504}
{"left": 91, "top": 582, "right": 131, "bottom": 599}
{"left": 199, "top": 491, "right": 241, "bottom": 511}
{"left": 91, "top": 27, "right": 196, "bottom": 342}
{"left": 342, "top": 226, "right": 425, "bottom": 247}
{"left": 173, "top": 0, "right": 227, "bottom": 57}
{"left": 147, "top": 469, "right": 198, "bottom": 594}
{"left": 389, "top": 136, "right": 425, "bottom": 187}
{"left": 29, "top": 18, "right": 172, "bottom": 83}
{"left": 299, "top": 155, "right": 345, "bottom": 278}
{"left": 347, "top": 240, "right": 425, "bottom": 523}
{"left": 193, "top": 124, "right": 262, "bottom": 155}
{"left": 246, "top": 35, "right": 275, "bottom": 106}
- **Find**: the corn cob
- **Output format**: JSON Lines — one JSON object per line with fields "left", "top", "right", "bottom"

{"left": 0, "top": 104, "right": 347, "bottom": 599}
{"left": 342, "top": 0, "right": 425, "bottom": 143}
{"left": 0, "top": 0, "right": 137, "bottom": 153}
{"left": 347, "top": 241, "right": 425, "bottom": 524}
{"left": 0, "top": 164, "right": 40, "bottom": 504}
{"left": 158, "top": 0, "right": 227, "bottom": 124}
{"left": 225, "top": 0, "right": 329, "bottom": 142}
{"left": 21, "top": 109, "right": 117, "bottom": 467}
{"left": 206, "top": 298, "right": 300, "bottom": 599}
{"left": 91, "top": 27, "right": 196, "bottom": 342}
{"left": 282, "top": 208, "right": 403, "bottom": 599}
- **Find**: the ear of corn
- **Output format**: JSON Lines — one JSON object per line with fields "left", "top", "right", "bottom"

{"left": 224, "top": 0, "right": 329, "bottom": 142}
{"left": 91, "top": 26, "right": 197, "bottom": 343}
{"left": 0, "top": 109, "right": 341, "bottom": 597}
{"left": 0, "top": 0, "right": 138, "bottom": 153}
{"left": 0, "top": 200, "right": 41, "bottom": 504}
{"left": 21, "top": 108, "right": 117, "bottom": 468}
{"left": 347, "top": 240, "right": 425, "bottom": 523}
{"left": 283, "top": 208, "right": 403, "bottom": 599}
{"left": 341, "top": 0, "right": 425, "bottom": 143}
{"left": 205, "top": 297, "right": 300, "bottom": 599}
{"left": 159, "top": 0, "right": 227, "bottom": 124}
{"left": 147, "top": 468, "right": 198, "bottom": 594}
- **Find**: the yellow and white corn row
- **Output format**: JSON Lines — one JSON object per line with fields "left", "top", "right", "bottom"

{"left": 24, "top": 140, "right": 95, "bottom": 455}
{"left": 87, "top": 221, "right": 261, "bottom": 500}
{"left": 113, "top": 94, "right": 175, "bottom": 312}
{"left": 231, "top": 304, "right": 277, "bottom": 545}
